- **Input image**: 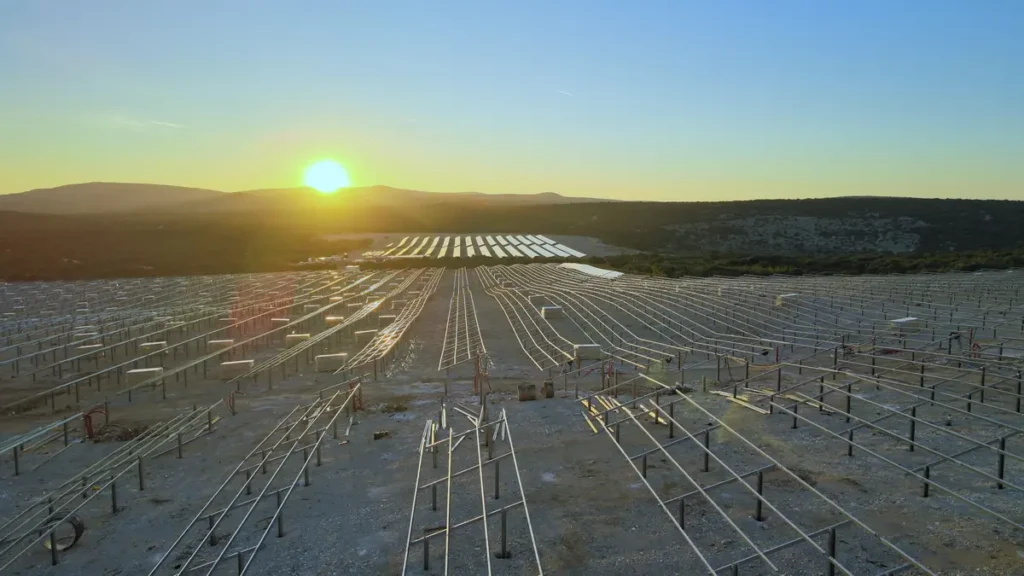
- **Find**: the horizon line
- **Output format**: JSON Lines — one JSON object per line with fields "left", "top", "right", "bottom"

{"left": 2, "top": 181, "right": 1022, "bottom": 204}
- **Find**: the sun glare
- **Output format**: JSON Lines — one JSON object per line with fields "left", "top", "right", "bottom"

{"left": 303, "top": 160, "right": 350, "bottom": 194}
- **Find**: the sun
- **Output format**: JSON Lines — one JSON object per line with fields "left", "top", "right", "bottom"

{"left": 303, "top": 160, "right": 351, "bottom": 194}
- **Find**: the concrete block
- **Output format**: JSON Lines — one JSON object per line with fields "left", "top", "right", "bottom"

{"left": 315, "top": 353, "right": 349, "bottom": 372}
{"left": 126, "top": 367, "right": 163, "bottom": 386}
{"left": 326, "top": 316, "right": 345, "bottom": 325}
{"left": 541, "top": 306, "right": 563, "bottom": 319}
{"left": 140, "top": 341, "right": 167, "bottom": 354}
{"left": 221, "top": 360, "right": 254, "bottom": 379}
{"left": 574, "top": 344, "right": 602, "bottom": 360}
{"left": 208, "top": 339, "right": 234, "bottom": 351}
{"left": 285, "top": 333, "right": 311, "bottom": 348}
{"left": 355, "top": 329, "right": 377, "bottom": 343}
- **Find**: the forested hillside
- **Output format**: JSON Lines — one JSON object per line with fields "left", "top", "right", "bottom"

{"left": 2, "top": 195, "right": 1023, "bottom": 281}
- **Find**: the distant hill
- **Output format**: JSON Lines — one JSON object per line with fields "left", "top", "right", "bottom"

{"left": 0, "top": 183, "right": 224, "bottom": 214}
{"left": 0, "top": 183, "right": 611, "bottom": 215}
{"left": 3, "top": 188, "right": 1024, "bottom": 281}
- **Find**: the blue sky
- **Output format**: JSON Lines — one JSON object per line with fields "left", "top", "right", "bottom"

{"left": 1, "top": 0, "right": 1021, "bottom": 200}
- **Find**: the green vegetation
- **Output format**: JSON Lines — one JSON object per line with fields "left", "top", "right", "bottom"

{"left": 357, "top": 250, "right": 1024, "bottom": 278}
{"left": 0, "top": 213, "right": 369, "bottom": 281}
{"left": 267, "top": 196, "right": 1024, "bottom": 254}
{"left": 587, "top": 250, "right": 1024, "bottom": 277}
{"left": 3, "top": 194, "right": 1024, "bottom": 281}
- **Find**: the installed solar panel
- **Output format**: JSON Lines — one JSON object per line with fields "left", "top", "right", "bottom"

{"left": 525, "top": 235, "right": 543, "bottom": 245}
{"left": 395, "top": 236, "right": 420, "bottom": 256}
{"left": 437, "top": 245, "right": 448, "bottom": 258}
{"left": 424, "top": 237, "right": 440, "bottom": 257}
{"left": 518, "top": 245, "right": 538, "bottom": 258}
{"left": 486, "top": 236, "right": 496, "bottom": 246}
{"left": 545, "top": 245, "right": 570, "bottom": 257}
{"left": 536, "top": 235, "right": 557, "bottom": 245}
{"left": 467, "top": 246, "right": 476, "bottom": 257}
{"left": 409, "top": 236, "right": 430, "bottom": 256}
{"left": 455, "top": 236, "right": 462, "bottom": 246}
{"left": 515, "top": 235, "right": 531, "bottom": 245}
{"left": 505, "top": 245, "right": 522, "bottom": 257}
{"left": 554, "top": 244, "right": 586, "bottom": 257}
{"left": 532, "top": 245, "right": 555, "bottom": 257}
{"left": 506, "top": 236, "right": 520, "bottom": 245}
{"left": 442, "top": 236, "right": 451, "bottom": 247}
{"left": 492, "top": 245, "right": 507, "bottom": 258}
{"left": 497, "top": 236, "right": 509, "bottom": 245}
{"left": 453, "top": 246, "right": 461, "bottom": 258}
{"left": 383, "top": 235, "right": 410, "bottom": 256}
{"left": 475, "top": 236, "right": 484, "bottom": 247}
{"left": 479, "top": 245, "right": 491, "bottom": 257}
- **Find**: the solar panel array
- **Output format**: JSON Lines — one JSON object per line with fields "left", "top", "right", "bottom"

{"left": 372, "top": 235, "right": 587, "bottom": 260}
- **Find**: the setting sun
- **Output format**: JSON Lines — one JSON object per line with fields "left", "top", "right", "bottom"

{"left": 303, "top": 160, "right": 350, "bottom": 194}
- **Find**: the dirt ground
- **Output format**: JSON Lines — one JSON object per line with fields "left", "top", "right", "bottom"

{"left": 0, "top": 267, "right": 1022, "bottom": 575}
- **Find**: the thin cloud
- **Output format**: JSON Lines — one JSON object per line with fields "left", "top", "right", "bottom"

{"left": 556, "top": 89, "right": 575, "bottom": 97}
{"left": 87, "top": 114, "right": 186, "bottom": 130}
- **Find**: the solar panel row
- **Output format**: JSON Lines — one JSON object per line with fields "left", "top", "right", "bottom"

{"left": 532, "top": 245, "right": 554, "bottom": 257}
{"left": 376, "top": 234, "right": 586, "bottom": 259}
{"left": 555, "top": 244, "right": 586, "bottom": 257}
{"left": 424, "top": 236, "right": 440, "bottom": 257}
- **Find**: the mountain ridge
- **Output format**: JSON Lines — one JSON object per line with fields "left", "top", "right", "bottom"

{"left": 0, "top": 182, "right": 613, "bottom": 215}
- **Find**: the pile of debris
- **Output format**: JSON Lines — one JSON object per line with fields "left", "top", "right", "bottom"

{"left": 91, "top": 423, "right": 148, "bottom": 443}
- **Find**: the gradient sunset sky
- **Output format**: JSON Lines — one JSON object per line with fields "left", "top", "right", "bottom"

{"left": 1, "top": 1, "right": 1021, "bottom": 200}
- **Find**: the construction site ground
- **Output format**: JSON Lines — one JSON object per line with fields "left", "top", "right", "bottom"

{"left": 0, "top": 267, "right": 1022, "bottom": 575}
